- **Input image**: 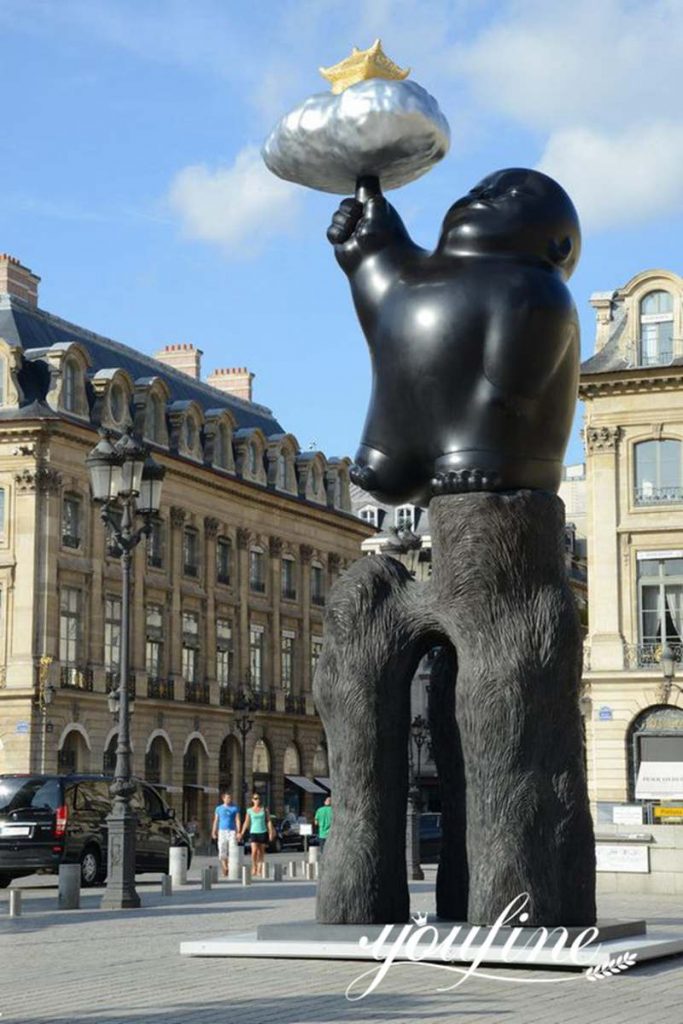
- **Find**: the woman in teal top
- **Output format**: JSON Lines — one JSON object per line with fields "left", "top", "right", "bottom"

{"left": 238, "top": 793, "right": 271, "bottom": 877}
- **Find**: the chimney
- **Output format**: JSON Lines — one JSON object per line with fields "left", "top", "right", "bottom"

{"left": 206, "top": 366, "right": 254, "bottom": 402}
{"left": 0, "top": 254, "right": 40, "bottom": 308}
{"left": 153, "top": 343, "right": 202, "bottom": 380}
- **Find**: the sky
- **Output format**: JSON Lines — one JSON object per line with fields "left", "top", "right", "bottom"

{"left": 1, "top": 0, "right": 682, "bottom": 467}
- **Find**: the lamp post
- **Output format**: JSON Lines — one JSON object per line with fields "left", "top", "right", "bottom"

{"left": 411, "top": 713, "right": 429, "bottom": 808}
{"left": 658, "top": 644, "right": 683, "bottom": 704}
{"left": 87, "top": 430, "right": 165, "bottom": 910}
{"left": 233, "top": 688, "right": 255, "bottom": 820}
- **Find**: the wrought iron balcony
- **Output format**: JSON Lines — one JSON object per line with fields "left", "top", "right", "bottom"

{"left": 217, "top": 571, "right": 231, "bottom": 585}
{"left": 105, "top": 669, "right": 136, "bottom": 699}
{"left": 147, "top": 553, "right": 163, "bottom": 569}
{"left": 634, "top": 486, "right": 683, "bottom": 506}
{"left": 624, "top": 642, "right": 683, "bottom": 670}
{"left": 311, "top": 594, "right": 326, "bottom": 607}
{"left": 250, "top": 579, "right": 266, "bottom": 594}
{"left": 285, "top": 693, "right": 307, "bottom": 715}
{"left": 62, "top": 533, "right": 81, "bottom": 550}
{"left": 281, "top": 587, "right": 297, "bottom": 600}
{"left": 185, "top": 680, "right": 211, "bottom": 705}
{"left": 60, "top": 665, "right": 93, "bottom": 691}
{"left": 147, "top": 676, "right": 175, "bottom": 700}
{"left": 183, "top": 563, "right": 199, "bottom": 578}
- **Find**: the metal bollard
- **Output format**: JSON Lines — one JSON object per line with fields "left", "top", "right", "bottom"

{"left": 242, "top": 865, "right": 252, "bottom": 886}
{"left": 210, "top": 864, "right": 218, "bottom": 884}
{"left": 9, "top": 889, "right": 21, "bottom": 917}
{"left": 160, "top": 873, "right": 173, "bottom": 896}
{"left": 308, "top": 845, "right": 320, "bottom": 864}
{"left": 288, "top": 860, "right": 297, "bottom": 879}
{"left": 200, "top": 866, "right": 212, "bottom": 891}
{"left": 273, "top": 863, "right": 283, "bottom": 882}
{"left": 58, "top": 863, "right": 81, "bottom": 910}
{"left": 305, "top": 862, "right": 314, "bottom": 881}
{"left": 314, "top": 861, "right": 320, "bottom": 880}
{"left": 169, "top": 845, "right": 188, "bottom": 887}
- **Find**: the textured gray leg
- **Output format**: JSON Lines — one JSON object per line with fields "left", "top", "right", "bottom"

{"left": 427, "top": 644, "right": 469, "bottom": 921}
{"left": 313, "top": 556, "right": 425, "bottom": 924}
{"left": 429, "top": 491, "right": 596, "bottom": 927}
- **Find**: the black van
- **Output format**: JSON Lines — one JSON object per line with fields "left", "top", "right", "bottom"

{"left": 0, "top": 774, "right": 192, "bottom": 887}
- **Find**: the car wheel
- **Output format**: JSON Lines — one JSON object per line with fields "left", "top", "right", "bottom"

{"left": 0, "top": 873, "right": 11, "bottom": 888}
{"left": 80, "top": 846, "right": 102, "bottom": 887}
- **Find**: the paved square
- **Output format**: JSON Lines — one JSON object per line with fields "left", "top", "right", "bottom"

{"left": 2, "top": 858, "right": 681, "bottom": 1024}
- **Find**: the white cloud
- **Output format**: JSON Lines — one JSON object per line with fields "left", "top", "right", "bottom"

{"left": 167, "top": 146, "right": 301, "bottom": 256}
{"left": 538, "top": 122, "right": 683, "bottom": 231}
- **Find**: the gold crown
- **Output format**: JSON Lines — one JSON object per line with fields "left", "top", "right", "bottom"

{"left": 319, "top": 39, "right": 410, "bottom": 95}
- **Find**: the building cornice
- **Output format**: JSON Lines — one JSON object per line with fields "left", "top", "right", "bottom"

{"left": 580, "top": 367, "right": 683, "bottom": 400}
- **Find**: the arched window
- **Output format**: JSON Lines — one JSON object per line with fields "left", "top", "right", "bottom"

{"left": 248, "top": 442, "right": 259, "bottom": 476}
{"left": 109, "top": 383, "right": 124, "bottom": 423}
{"left": 184, "top": 416, "right": 196, "bottom": 452}
{"left": 63, "top": 359, "right": 79, "bottom": 413}
{"left": 639, "top": 290, "right": 674, "bottom": 366}
{"left": 634, "top": 439, "right": 682, "bottom": 505}
{"left": 627, "top": 705, "right": 683, "bottom": 801}
{"left": 276, "top": 453, "right": 287, "bottom": 489}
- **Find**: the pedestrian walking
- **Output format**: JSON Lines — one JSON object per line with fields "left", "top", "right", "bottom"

{"left": 314, "top": 794, "right": 333, "bottom": 852}
{"left": 238, "top": 792, "right": 274, "bottom": 878}
{"left": 211, "top": 791, "right": 241, "bottom": 878}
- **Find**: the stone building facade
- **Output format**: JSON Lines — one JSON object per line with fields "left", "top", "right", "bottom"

{"left": 581, "top": 268, "right": 683, "bottom": 825}
{"left": 0, "top": 254, "right": 372, "bottom": 829}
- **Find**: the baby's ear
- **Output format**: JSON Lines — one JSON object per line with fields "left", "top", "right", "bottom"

{"left": 548, "top": 235, "right": 573, "bottom": 266}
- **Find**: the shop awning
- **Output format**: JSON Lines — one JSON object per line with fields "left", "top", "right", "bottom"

{"left": 285, "top": 775, "right": 326, "bottom": 794}
{"left": 314, "top": 777, "right": 331, "bottom": 791}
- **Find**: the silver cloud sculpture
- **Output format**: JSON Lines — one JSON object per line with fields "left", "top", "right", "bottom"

{"left": 262, "top": 78, "right": 450, "bottom": 195}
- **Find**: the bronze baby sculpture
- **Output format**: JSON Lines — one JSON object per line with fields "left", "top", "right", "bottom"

{"left": 328, "top": 168, "right": 581, "bottom": 506}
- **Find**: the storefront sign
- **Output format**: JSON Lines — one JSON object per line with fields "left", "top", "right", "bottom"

{"left": 612, "top": 805, "right": 643, "bottom": 825}
{"left": 596, "top": 843, "right": 649, "bottom": 873}
{"left": 653, "top": 805, "right": 683, "bottom": 818}
{"left": 636, "top": 549, "right": 683, "bottom": 561}
{"left": 635, "top": 761, "right": 683, "bottom": 800}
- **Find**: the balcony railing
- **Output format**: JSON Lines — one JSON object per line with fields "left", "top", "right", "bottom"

{"left": 60, "top": 665, "right": 93, "bottom": 691}
{"left": 624, "top": 642, "right": 683, "bottom": 670}
{"left": 62, "top": 533, "right": 81, "bottom": 550}
{"left": 634, "top": 486, "right": 683, "bottom": 506}
{"left": 281, "top": 587, "right": 297, "bottom": 601}
{"left": 105, "top": 669, "right": 136, "bottom": 699}
{"left": 217, "top": 571, "right": 231, "bottom": 585}
{"left": 185, "top": 680, "right": 211, "bottom": 704}
{"left": 250, "top": 579, "right": 266, "bottom": 594}
{"left": 284, "top": 693, "right": 307, "bottom": 715}
{"left": 183, "top": 563, "right": 199, "bottom": 578}
{"left": 311, "top": 594, "right": 326, "bottom": 607}
{"left": 147, "top": 676, "right": 175, "bottom": 700}
{"left": 147, "top": 553, "right": 163, "bottom": 569}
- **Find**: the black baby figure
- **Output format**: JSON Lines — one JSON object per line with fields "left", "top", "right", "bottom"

{"left": 328, "top": 169, "right": 581, "bottom": 507}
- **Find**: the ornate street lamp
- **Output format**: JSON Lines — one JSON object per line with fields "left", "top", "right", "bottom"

{"left": 411, "top": 713, "right": 429, "bottom": 804}
{"left": 657, "top": 644, "right": 683, "bottom": 704}
{"left": 232, "top": 687, "right": 256, "bottom": 821}
{"left": 87, "top": 429, "right": 165, "bottom": 910}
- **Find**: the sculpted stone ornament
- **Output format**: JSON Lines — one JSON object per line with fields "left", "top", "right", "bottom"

{"left": 264, "top": 44, "right": 595, "bottom": 931}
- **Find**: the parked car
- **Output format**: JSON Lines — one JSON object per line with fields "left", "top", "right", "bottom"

{"left": 243, "top": 816, "right": 310, "bottom": 854}
{"left": 419, "top": 812, "right": 442, "bottom": 863}
{"left": 0, "top": 773, "right": 192, "bottom": 888}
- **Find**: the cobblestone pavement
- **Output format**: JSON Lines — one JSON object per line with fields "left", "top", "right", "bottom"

{"left": 1, "top": 858, "right": 681, "bottom": 1024}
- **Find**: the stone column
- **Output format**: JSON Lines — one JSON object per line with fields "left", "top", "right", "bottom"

{"left": 169, "top": 506, "right": 186, "bottom": 680}
{"left": 270, "top": 537, "right": 282, "bottom": 690}
{"left": 204, "top": 517, "right": 219, "bottom": 687}
{"left": 236, "top": 528, "right": 250, "bottom": 680}
{"left": 300, "top": 544, "right": 312, "bottom": 694}
{"left": 584, "top": 425, "right": 623, "bottom": 671}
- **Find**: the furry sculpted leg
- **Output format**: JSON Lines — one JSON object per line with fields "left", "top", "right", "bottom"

{"left": 313, "top": 556, "right": 425, "bottom": 924}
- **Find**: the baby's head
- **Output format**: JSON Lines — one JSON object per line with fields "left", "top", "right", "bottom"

{"left": 437, "top": 168, "right": 581, "bottom": 279}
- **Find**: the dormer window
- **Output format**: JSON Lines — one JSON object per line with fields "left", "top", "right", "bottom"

{"left": 215, "top": 424, "right": 232, "bottom": 469}
{"left": 184, "top": 416, "right": 196, "bottom": 451}
{"left": 395, "top": 505, "right": 415, "bottom": 531}
{"left": 359, "top": 505, "right": 378, "bottom": 527}
{"left": 63, "top": 359, "right": 79, "bottom": 413}
{"left": 0, "top": 357, "right": 5, "bottom": 407}
{"left": 109, "top": 383, "right": 124, "bottom": 423}
{"left": 276, "top": 453, "right": 287, "bottom": 489}
{"left": 248, "top": 442, "right": 259, "bottom": 476}
{"left": 639, "top": 290, "right": 674, "bottom": 366}
{"left": 145, "top": 394, "right": 165, "bottom": 444}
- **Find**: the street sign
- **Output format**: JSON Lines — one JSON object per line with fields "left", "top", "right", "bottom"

{"left": 598, "top": 706, "right": 613, "bottom": 721}
{"left": 15, "top": 721, "right": 29, "bottom": 734}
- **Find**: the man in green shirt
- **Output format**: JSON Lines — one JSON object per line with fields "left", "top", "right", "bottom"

{"left": 314, "top": 795, "right": 333, "bottom": 852}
